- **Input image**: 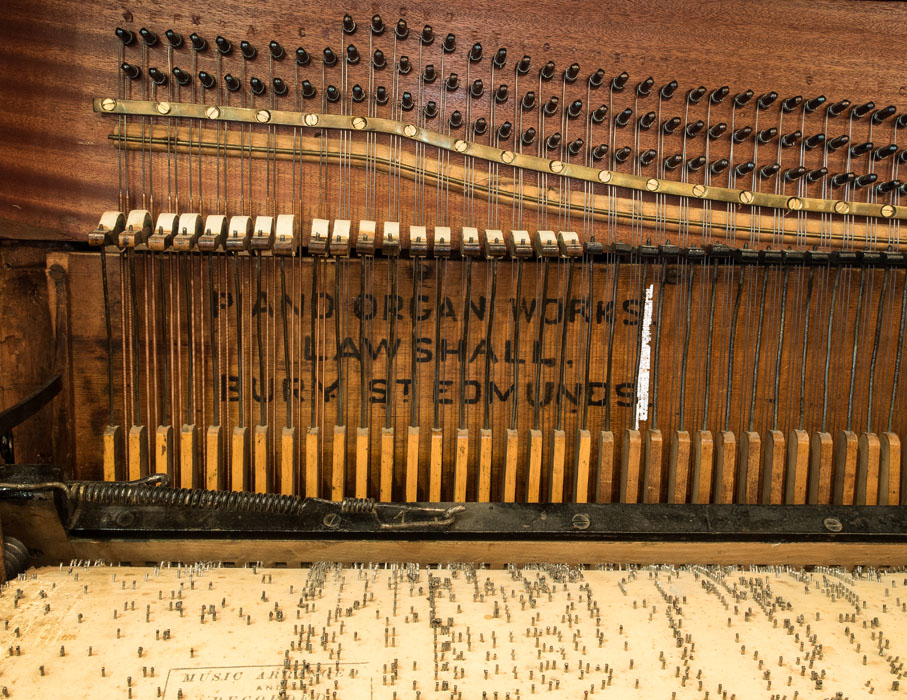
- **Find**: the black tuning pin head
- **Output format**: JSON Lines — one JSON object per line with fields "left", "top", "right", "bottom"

{"left": 400, "top": 91, "right": 414, "bottom": 111}
{"left": 567, "top": 99, "right": 583, "bottom": 119}
{"left": 685, "top": 119, "right": 704, "bottom": 138}
{"left": 371, "top": 14, "right": 385, "bottom": 35}
{"left": 423, "top": 64, "right": 437, "bottom": 83}
{"left": 224, "top": 73, "right": 241, "bottom": 92}
{"left": 731, "top": 126, "right": 752, "bottom": 143}
{"left": 115, "top": 27, "right": 136, "bottom": 46}
{"left": 899, "top": 149, "right": 907, "bottom": 164}
{"left": 591, "top": 104, "right": 608, "bottom": 124}
{"left": 346, "top": 44, "right": 360, "bottom": 64}
{"left": 198, "top": 71, "right": 216, "bottom": 90}
{"left": 543, "top": 96, "right": 559, "bottom": 116}
{"left": 323, "top": 47, "right": 337, "bottom": 67}
{"left": 660, "top": 80, "right": 678, "bottom": 100}
{"left": 614, "top": 107, "right": 633, "bottom": 128}
{"left": 342, "top": 14, "right": 357, "bottom": 34}
{"left": 272, "top": 77, "right": 288, "bottom": 96}
{"left": 830, "top": 172, "right": 855, "bottom": 187}
{"left": 709, "top": 86, "right": 729, "bottom": 104}
{"left": 301, "top": 80, "right": 316, "bottom": 99}
{"left": 873, "top": 143, "right": 897, "bottom": 161}
{"left": 443, "top": 33, "right": 456, "bottom": 53}
{"left": 495, "top": 84, "right": 509, "bottom": 103}
{"left": 424, "top": 100, "right": 438, "bottom": 119}
{"left": 611, "top": 71, "right": 629, "bottom": 91}
{"left": 708, "top": 122, "right": 727, "bottom": 140}
{"left": 240, "top": 40, "right": 257, "bottom": 60}
{"left": 172, "top": 66, "right": 191, "bottom": 86}
{"left": 216, "top": 36, "right": 233, "bottom": 55}
{"left": 449, "top": 110, "right": 463, "bottom": 129}
{"left": 148, "top": 67, "right": 168, "bottom": 86}
{"left": 250, "top": 77, "right": 266, "bottom": 95}
{"left": 900, "top": 183, "right": 907, "bottom": 196}
{"left": 758, "top": 163, "right": 780, "bottom": 180}
{"left": 540, "top": 61, "right": 555, "bottom": 81}
{"left": 473, "top": 118, "right": 488, "bottom": 136}
{"left": 545, "top": 132, "right": 561, "bottom": 150}
{"left": 446, "top": 73, "right": 460, "bottom": 91}
{"left": 296, "top": 47, "right": 311, "bottom": 66}
{"left": 589, "top": 68, "right": 605, "bottom": 88}
{"left": 568, "top": 138, "right": 585, "bottom": 157}
{"left": 497, "top": 121, "right": 513, "bottom": 140}
{"left": 120, "top": 62, "right": 142, "bottom": 80}
{"left": 780, "top": 130, "right": 801, "bottom": 148}
{"left": 351, "top": 84, "right": 366, "bottom": 102}
{"left": 783, "top": 166, "right": 806, "bottom": 183}
{"left": 872, "top": 105, "right": 896, "bottom": 125}
{"left": 398, "top": 55, "right": 411, "bottom": 74}
{"left": 421, "top": 25, "right": 434, "bottom": 45}
{"left": 190, "top": 33, "right": 207, "bottom": 52}
{"left": 687, "top": 86, "right": 706, "bottom": 104}
{"left": 662, "top": 116, "right": 681, "bottom": 135}
{"left": 804, "top": 133, "right": 826, "bottom": 150}
{"left": 636, "top": 76, "right": 654, "bottom": 98}
{"left": 614, "top": 146, "right": 632, "bottom": 163}
{"left": 853, "top": 172, "right": 878, "bottom": 189}
{"left": 326, "top": 85, "right": 340, "bottom": 103}
{"left": 373, "top": 49, "right": 387, "bottom": 69}
{"left": 850, "top": 141, "right": 873, "bottom": 157}
{"left": 470, "top": 79, "right": 484, "bottom": 98}
{"left": 494, "top": 48, "right": 508, "bottom": 69}
{"left": 710, "top": 158, "right": 729, "bottom": 175}
{"left": 469, "top": 42, "right": 483, "bottom": 62}
{"left": 591, "top": 143, "right": 609, "bottom": 161}
{"left": 876, "top": 179, "right": 900, "bottom": 195}
{"left": 638, "top": 111, "right": 656, "bottom": 130}
{"left": 757, "top": 91, "right": 778, "bottom": 110}
{"left": 804, "top": 95, "right": 826, "bottom": 113}
{"left": 565, "top": 62, "right": 580, "bottom": 83}
{"left": 638, "top": 148, "right": 657, "bottom": 167}
{"left": 521, "top": 127, "right": 536, "bottom": 146}
{"left": 395, "top": 18, "right": 409, "bottom": 40}
{"left": 269, "top": 41, "right": 285, "bottom": 60}
{"left": 517, "top": 56, "right": 532, "bottom": 75}
{"left": 851, "top": 101, "right": 874, "bottom": 119}
{"left": 663, "top": 154, "right": 683, "bottom": 171}
{"left": 139, "top": 27, "right": 158, "bottom": 47}
{"left": 827, "top": 99, "right": 851, "bottom": 118}
{"left": 734, "top": 161, "right": 756, "bottom": 177}
{"left": 165, "top": 29, "right": 183, "bottom": 48}
{"left": 806, "top": 167, "right": 828, "bottom": 183}
{"left": 686, "top": 155, "right": 706, "bottom": 172}
{"left": 733, "top": 89, "right": 753, "bottom": 108}
{"left": 781, "top": 95, "right": 802, "bottom": 113}
{"left": 756, "top": 127, "right": 777, "bottom": 144}
{"left": 896, "top": 114, "right": 907, "bottom": 130}
{"left": 374, "top": 85, "right": 387, "bottom": 104}
{"left": 826, "top": 134, "right": 849, "bottom": 152}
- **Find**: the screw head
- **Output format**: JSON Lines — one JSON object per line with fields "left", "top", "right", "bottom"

{"left": 881, "top": 204, "right": 896, "bottom": 218}
{"left": 823, "top": 517, "right": 843, "bottom": 533}
{"left": 156, "top": 101, "right": 171, "bottom": 115}
{"left": 403, "top": 123, "right": 417, "bottom": 138}
{"left": 739, "top": 190, "right": 754, "bottom": 205}
{"left": 255, "top": 109, "right": 271, "bottom": 123}
{"left": 787, "top": 196, "right": 803, "bottom": 211}
{"left": 834, "top": 200, "right": 850, "bottom": 215}
{"left": 101, "top": 98, "right": 117, "bottom": 112}
{"left": 205, "top": 106, "right": 220, "bottom": 119}
{"left": 550, "top": 160, "right": 565, "bottom": 174}
{"left": 304, "top": 113, "right": 319, "bottom": 127}
{"left": 692, "top": 184, "right": 706, "bottom": 198}
{"left": 501, "top": 150, "right": 515, "bottom": 164}
{"left": 646, "top": 178, "right": 659, "bottom": 192}
{"left": 352, "top": 116, "right": 367, "bottom": 130}
{"left": 572, "top": 513, "right": 591, "bottom": 530}
{"left": 454, "top": 139, "right": 468, "bottom": 153}
{"left": 322, "top": 513, "right": 341, "bottom": 529}
{"left": 598, "top": 170, "right": 613, "bottom": 184}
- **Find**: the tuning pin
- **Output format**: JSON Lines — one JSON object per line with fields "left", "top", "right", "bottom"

{"left": 351, "top": 84, "right": 366, "bottom": 102}
{"left": 198, "top": 71, "right": 216, "bottom": 90}
{"left": 470, "top": 79, "right": 484, "bottom": 98}
{"left": 783, "top": 166, "right": 806, "bottom": 182}
{"left": 301, "top": 80, "right": 317, "bottom": 99}
{"left": 424, "top": 100, "right": 438, "bottom": 118}
{"left": 660, "top": 80, "right": 678, "bottom": 100}
{"left": 664, "top": 154, "right": 683, "bottom": 171}
{"left": 614, "top": 107, "right": 633, "bottom": 128}
{"left": 756, "top": 127, "right": 777, "bottom": 144}
{"left": 852, "top": 101, "right": 875, "bottom": 119}
{"left": 591, "top": 144, "right": 609, "bottom": 161}
{"left": 686, "top": 155, "right": 706, "bottom": 171}
{"left": 371, "top": 14, "right": 385, "bottom": 35}
{"left": 611, "top": 71, "right": 629, "bottom": 91}
{"left": 758, "top": 163, "right": 780, "bottom": 179}
{"left": 566, "top": 137, "right": 585, "bottom": 157}
{"left": 591, "top": 104, "right": 608, "bottom": 124}
{"left": 272, "top": 77, "right": 288, "bottom": 96}
{"left": 296, "top": 47, "right": 311, "bottom": 66}
{"left": 872, "top": 105, "right": 896, "bottom": 125}
{"left": 421, "top": 64, "right": 437, "bottom": 83}
{"left": 567, "top": 99, "right": 584, "bottom": 119}
{"left": 449, "top": 110, "right": 463, "bottom": 129}
{"left": 899, "top": 150, "right": 907, "bottom": 164}
{"left": 662, "top": 117, "right": 681, "bottom": 135}
{"left": 873, "top": 143, "right": 897, "bottom": 161}
{"left": 342, "top": 14, "right": 357, "bottom": 34}
{"left": 853, "top": 172, "right": 878, "bottom": 189}
{"left": 323, "top": 47, "right": 337, "bottom": 67}
{"left": 638, "top": 111, "right": 656, "bottom": 130}
{"left": 495, "top": 84, "right": 509, "bottom": 103}
{"left": 172, "top": 67, "right": 191, "bottom": 86}
{"left": 469, "top": 42, "right": 483, "bottom": 62}
{"left": 780, "top": 130, "right": 801, "bottom": 148}
{"left": 139, "top": 27, "right": 158, "bottom": 46}
{"left": 326, "top": 85, "right": 340, "bottom": 102}
{"left": 521, "top": 127, "right": 536, "bottom": 146}
{"left": 165, "top": 29, "right": 183, "bottom": 48}
{"left": 614, "top": 146, "right": 632, "bottom": 163}
{"left": 240, "top": 40, "right": 257, "bottom": 60}
{"left": 421, "top": 25, "right": 434, "bottom": 45}
{"left": 559, "top": 62, "right": 578, "bottom": 84}
{"left": 400, "top": 91, "right": 414, "bottom": 110}
{"left": 638, "top": 148, "right": 657, "bottom": 167}
{"left": 687, "top": 86, "right": 706, "bottom": 104}
{"left": 897, "top": 114, "right": 907, "bottom": 129}
{"left": 544, "top": 96, "right": 560, "bottom": 116}
{"left": 850, "top": 141, "right": 873, "bottom": 157}
{"left": 517, "top": 56, "right": 532, "bottom": 75}
{"left": 224, "top": 73, "right": 241, "bottom": 92}
{"left": 443, "top": 33, "right": 456, "bottom": 53}
{"left": 589, "top": 68, "right": 605, "bottom": 88}
{"left": 826, "top": 134, "right": 849, "bottom": 152}
{"left": 733, "top": 89, "right": 753, "bottom": 108}
{"left": 121, "top": 62, "right": 142, "bottom": 80}
{"left": 823, "top": 100, "right": 849, "bottom": 118}
{"left": 398, "top": 56, "right": 411, "bottom": 74}
{"left": 540, "top": 61, "right": 555, "bottom": 81}
{"left": 804, "top": 95, "right": 825, "bottom": 113}
{"left": 830, "top": 172, "right": 855, "bottom": 187}
{"left": 709, "top": 86, "right": 729, "bottom": 104}
{"left": 804, "top": 133, "right": 825, "bottom": 150}
{"left": 250, "top": 77, "right": 266, "bottom": 95}
{"left": 708, "top": 123, "right": 727, "bottom": 140}
{"left": 498, "top": 121, "right": 513, "bottom": 140}
{"left": 545, "top": 132, "right": 561, "bottom": 150}
{"left": 267, "top": 40, "right": 284, "bottom": 60}
{"left": 684, "top": 120, "right": 704, "bottom": 138}
{"left": 495, "top": 48, "right": 508, "bottom": 69}
{"left": 346, "top": 45, "right": 360, "bottom": 64}
{"left": 446, "top": 73, "right": 460, "bottom": 91}
{"left": 395, "top": 19, "right": 409, "bottom": 40}
{"left": 148, "top": 67, "right": 168, "bottom": 86}
{"left": 710, "top": 158, "right": 729, "bottom": 175}
{"left": 473, "top": 118, "right": 488, "bottom": 135}
{"left": 757, "top": 91, "right": 778, "bottom": 110}
{"left": 216, "top": 36, "right": 232, "bottom": 55}
{"left": 734, "top": 161, "right": 755, "bottom": 177}
{"left": 115, "top": 28, "right": 136, "bottom": 46}
{"left": 372, "top": 49, "right": 386, "bottom": 69}
{"left": 731, "top": 126, "right": 752, "bottom": 143}
{"left": 636, "top": 76, "right": 654, "bottom": 97}
{"left": 806, "top": 167, "right": 827, "bottom": 183}
{"left": 900, "top": 183, "right": 907, "bottom": 196}
{"left": 521, "top": 91, "right": 536, "bottom": 111}
{"left": 781, "top": 95, "right": 802, "bottom": 113}
{"left": 876, "top": 179, "right": 901, "bottom": 194}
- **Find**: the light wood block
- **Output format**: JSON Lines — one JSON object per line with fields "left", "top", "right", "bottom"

{"left": 526, "top": 429, "right": 543, "bottom": 503}
{"left": 761, "top": 430, "right": 785, "bottom": 504}
{"left": 596, "top": 430, "right": 615, "bottom": 503}
{"left": 714, "top": 430, "right": 736, "bottom": 504}
{"left": 454, "top": 428, "right": 469, "bottom": 502}
{"left": 406, "top": 426, "right": 420, "bottom": 502}
{"left": 642, "top": 428, "right": 663, "bottom": 504}
{"left": 620, "top": 428, "right": 641, "bottom": 503}
{"left": 355, "top": 427, "right": 370, "bottom": 498}
{"left": 332, "top": 424, "right": 346, "bottom": 501}
{"left": 691, "top": 430, "right": 713, "bottom": 504}
{"left": 127, "top": 425, "right": 146, "bottom": 481}
{"left": 667, "top": 430, "right": 690, "bottom": 504}
{"left": 231, "top": 426, "right": 249, "bottom": 492}
{"left": 785, "top": 429, "right": 809, "bottom": 505}
{"left": 478, "top": 428, "right": 493, "bottom": 502}
{"left": 280, "top": 426, "right": 296, "bottom": 496}
{"left": 179, "top": 424, "right": 198, "bottom": 490}
{"left": 737, "top": 431, "right": 761, "bottom": 504}
{"left": 304, "top": 426, "right": 320, "bottom": 498}
{"left": 574, "top": 429, "right": 592, "bottom": 504}
{"left": 205, "top": 424, "right": 223, "bottom": 491}
{"left": 880, "top": 432, "right": 900, "bottom": 506}
{"left": 503, "top": 429, "right": 519, "bottom": 503}
{"left": 808, "top": 432, "right": 833, "bottom": 504}
{"left": 429, "top": 428, "right": 443, "bottom": 502}
{"left": 548, "top": 429, "right": 566, "bottom": 503}
{"left": 833, "top": 430, "right": 858, "bottom": 505}
{"left": 102, "top": 424, "right": 122, "bottom": 482}
{"left": 253, "top": 424, "right": 269, "bottom": 494}
{"left": 856, "top": 432, "right": 880, "bottom": 506}
{"left": 154, "top": 424, "right": 173, "bottom": 477}
{"left": 380, "top": 427, "right": 395, "bottom": 502}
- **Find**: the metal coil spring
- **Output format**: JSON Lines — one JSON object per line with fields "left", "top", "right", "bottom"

{"left": 340, "top": 497, "right": 377, "bottom": 515}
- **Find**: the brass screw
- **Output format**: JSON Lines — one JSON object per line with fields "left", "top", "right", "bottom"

{"left": 787, "top": 196, "right": 803, "bottom": 211}
{"left": 454, "top": 139, "right": 468, "bottom": 153}
{"left": 205, "top": 106, "right": 220, "bottom": 120}
{"left": 501, "top": 150, "right": 515, "bottom": 164}
{"left": 403, "top": 124, "right": 417, "bottom": 138}
{"left": 739, "top": 190, "right": 754, "bottom": 205}
{"left": 156, "top": 101, "right": 171, "bottom": 115}
{"left": 550, "top": 160, "right": 565, "bottom": 174}
{"left": 834, "top": 200, "right": 850, "bottom": 215}
{"left": 881, "top": 204, "right": 896, "bottom": 218}
{"left": 598, "top": 170, "right": 613, "bottom": 184}
{"left": 646, "top": 178, "right": 659, "bottom": 192}
{"left": 101, "top": 98, "right": 117, "bottom": 112}
{"left": 352, "top": 116, "right": 367, "bottom": 130}
{"left": 255, "top": 109, "right": 271, "bottom": 123}
{"left": 692, "top": 184, "right": 706, "bottom": 198}
{"left": 304, "top": 113, "right": 319, "bottom": 127}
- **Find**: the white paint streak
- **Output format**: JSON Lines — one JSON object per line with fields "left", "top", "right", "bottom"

{"left": 634, "top": 283, "right": 655, "bottom": 429}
